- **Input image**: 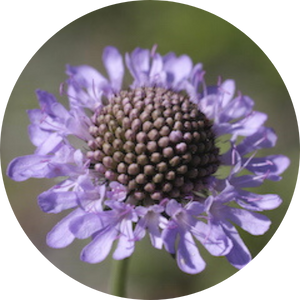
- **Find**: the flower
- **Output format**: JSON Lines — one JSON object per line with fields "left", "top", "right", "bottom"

{"left": 7, "top": 46, "right": 289, "bottom": 274}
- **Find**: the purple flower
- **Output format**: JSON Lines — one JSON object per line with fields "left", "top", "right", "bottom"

{"left": 204, "top": 184, "right": 272, "bottom": 269}
{"left": 79, "top": 200, "right": 137, "bottom": 263}
{"left": 7, "top": 46, "right": 289, "bottom": 274}
{"left": 106, "top": 181, "right": 128, "bottom": 202}
{"left": 162, "top": 199, "right": 233, "bottom": 274}
{"left": 134, "top": 204, "right": 166, "bottom": 249}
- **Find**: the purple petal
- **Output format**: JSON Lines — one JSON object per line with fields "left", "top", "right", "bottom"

{"left": 220, "top": 144, "right": 242, "bottom": 169}
{"left": 199, "top": 80, "right": 235, "bottom": 119}
{"left": 133, "top": 217, "right": 147, "bottom": 241}
{"left": 190, "top": 63, "right": 204, "bottom": 92}
{"left": 35, "top": 89, "right": 56, "bottom": 109}
{"left": 149, "top": 204, "right": 165, "bottom": 214}
{"left": 36, "top": 90, "right": 69, "bottom": 119}
{"left": 38, "top": 190, "right": 78, "bottom": 213}
{"left": 217, "top": 111, "right": 267, "bottom": 138}
{"left": 73, "top": 149, "right": 86, "bottom": 167}
{"left": 185, "top": 201, "right": 205, "bottom": 215}
{"left": 245, "top": 155, "right": 290, "bottom": 181}
{"left": 34, "top": 132, "right": 64, "bottom": 155}
{"left": 125, "top": 48, "right": 150, "bottom": 86}
{"left": 236, "top": 190, "right": 282, "bottom": 211}
{"left": 7, "top": 154, "right": 52, "bottom": 181}
{"left": 134, "top": 205, "right": 164, "bottom": 249}
{"left": 28, "top": 124, "right": 51, "bottom": 147}
{"left": 230, "top": 174, "right": 264, "bottom": 188}
{"left": 147, "top": 212, "right": 164, "bottom": 249}
{"left": 165, "top": 199, "right": 182, "bottom": 217}
{"left": 162, "top": 221, "right": 178, "bottom": 254}
{"left": 66, "top": 64, "right": 108, "bottom": 109}
{"left": 27, "top": 91, "right": 90, "bottom": 144}
{"left": 113, "top": 219, "right": 135, "bottom": 260}
{"left": 46, "top": 208, "right": 85, "bottom": 248}
{"left": 77, "top": 189, "right": 105, "bottom": 213}
{"left": 27, "top": 109, "right": 62, "bottom": 133}
{"left": 69, "top": 213, "right": 104, "bottom": 239}
{"left": 106, "top": 181, "right": 127, "bottom": 202}
{"left": 67, "top": 109, "right": 92, "bottom": 139}
{"left": 76, "top": 174, "right": 96, "bottom": 191}
{"left": 222, "top": 221, "right": 251, "bottom": 269}
{"left": 208, "top": 184, "right": 236, "bottom": 204}
{"left": 149, "top": 53, "right": 163, "bottom": 76}
{"left": 134, "top": 205, "right": 148, "bottom": 216}
{"left": 80, "top": 226, "right": 117, "bottom": 263}
{"left": 220, "top": 95, "right": 254, "bottom": 122}
{"left": 27, "top": 107, "right": 68, "bottom": 135}
{"left": 27, "top": 108, "right": 43, "bottom": 124}
{"left": 176, "top": 231, "right": 206, "bottom": 274}
{"left": 7, "top": 144, "right": 86, "bottom": 182}
{"left": 104, "top": 200, "right": 138, "bottom": 223}
{"left": 218, "top": 79, "right": 236, "bottom": 107}
{"left": 222, "top": 127, "right": 277, "bottom": 165}
{"left": 237, "top": 127, "right": 277, "bottom": 155}
{"left": 102, "top": 46, "right": 124, "bottom": 91}
{"left": 234, "top": 111, "right": 268, "bottom": 136}
{"left": 149, "top": 53, "right": 166, "bottom": 85}
{"left": 193, "top": 221, "right": 233, "bottom": 256}
{"left": 225, "top": 207, "right": 271, "bottom": 235}
{"left": 163, "top": 53, "right": 193, "bottom": 89}
{"left": 67, "top": 81, "right": 101, "bottom": 110}
{"left": 198, "top": 93, "right": 218, "bottom": 120}
{"left": 66, "top": 65, "right": 108, "bottom": 90}
{"left": 148, "top": 221, "right": 163, "bottom": 249}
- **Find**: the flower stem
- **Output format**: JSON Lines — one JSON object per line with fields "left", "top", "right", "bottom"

{"left": 110, "top": 258, "right": 130, "bottom": 297}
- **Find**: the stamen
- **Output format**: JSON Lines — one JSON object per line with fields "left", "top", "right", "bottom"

{"left": 253, "top": 132, "right": 268, "bottom": 148}
{"left": 59, "top": 80, "right": 85, "bottom": 105}
{"left": 250, "top": 159, "right": 274, "bottom": 168}
{"left": 242, "top": 195, "right": 263, "bottom": 202}
{"left": 151, "top": 44, "right": 158, "bottom": 58}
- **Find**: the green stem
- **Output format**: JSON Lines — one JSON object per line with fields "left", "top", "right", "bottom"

{"left": 110, "top": 258, "right": 130, "bottom": 297}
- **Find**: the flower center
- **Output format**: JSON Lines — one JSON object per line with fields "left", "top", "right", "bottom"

{"left": 87, "top": 87, "right": 220, "bottom": 201}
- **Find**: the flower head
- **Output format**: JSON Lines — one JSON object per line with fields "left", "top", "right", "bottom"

{"left": 7, "top": 46, "right": 289, "bottom": 274}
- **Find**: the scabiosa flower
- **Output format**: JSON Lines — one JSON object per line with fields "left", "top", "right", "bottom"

{"left": 7, "top": 46, "right": 289, "bottom": 274}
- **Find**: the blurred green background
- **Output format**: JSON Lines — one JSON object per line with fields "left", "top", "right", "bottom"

{"left": 1, "top": 1, "right": 299, "bottom": 299}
